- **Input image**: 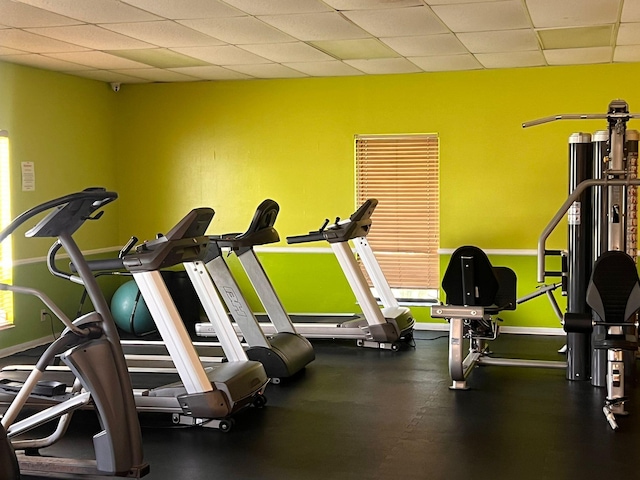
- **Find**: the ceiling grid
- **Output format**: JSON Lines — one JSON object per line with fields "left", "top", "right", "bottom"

{"left": 0, "top": 0, "right": 636, "bottom": 83}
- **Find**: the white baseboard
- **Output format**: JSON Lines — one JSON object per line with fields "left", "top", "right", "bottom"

{"left": 414, "top": 322, "right": 449, "bottom": 332}
{"left": 0, "top": 336, "right": 52, "bottom": 359}
{"left": 0, "top": 325, "right": 565, "bottom": 359}
{"left": 414, "top": 322, "right": 565, "bottom": 336}
{"left": 499, "top": 326, "right": 565, "bottom": 336}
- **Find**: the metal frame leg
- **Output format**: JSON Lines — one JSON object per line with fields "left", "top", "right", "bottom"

{"left": 449, "top": 318, "right": 468, "bottom": 389}
{"left": 603, "top": 349, "right": 627, "bottom": 430}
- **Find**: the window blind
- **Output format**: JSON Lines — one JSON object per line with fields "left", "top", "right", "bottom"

{"left": 355, "top": 134, "right": 439, "bottom": 291}
{"left": 0, "top": 130, "right": 12, "bottom": 324}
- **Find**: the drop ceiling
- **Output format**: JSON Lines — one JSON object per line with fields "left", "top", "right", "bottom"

{"left": 0, "top": 0, "right": 638, "bottom": 84}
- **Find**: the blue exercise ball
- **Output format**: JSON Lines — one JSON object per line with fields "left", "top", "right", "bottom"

{"left": 110, "top": 280, "right": 156, "bottom": 335}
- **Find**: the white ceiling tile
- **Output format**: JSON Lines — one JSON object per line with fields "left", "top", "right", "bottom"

{"left": 179, "top": 16, "right": 295, "bottom": 44}
{"left": 425, "top": 0, "right": 499, "bottom": 3}
{"left": 381, "top": 34, "right": 467, "bottom": 56}
{"left": 113, "top": 68, "right": 199, "bottom": 82}
{"left": 107, "top": 48, "right": 210, "bottom": 68}
{"left": 26, "top": 25, "right": 154, "bottom": 50}
{"left": 543, "top": 46, "right": 613, "bottom": 65}
{"left": 0, "top": 29, "right": 88, "bottom": 53}
{"left": 0, "top": 53, "right": 92, "bottom": 70}
{"left": 17, "top": 0, "right": 160, "bottom": 23}
{"left": 323, "top": 0, "right": 423, "bottom": 9}
{"left": 409, "top": 53, "right": 482, "bottom": 71}
{"left": 259, "top": 12, "right": 370, "bottom": 41}
{"left": 0, "top": 0, "right": 80, "bottom": 28}
{"left": 458, "top": 29, "right": 539, "bottom": 53}
{"left": 617, "top": 23, "right": 640, "bottom": 45}
{"left": 432, "top": 1, "right": 531, "bottom": 32}
{"left": 283, "top": 60, "right": 365, "bottom": 76}
{"left": 343, "top": 57, "right": 422, "bottom": 74}
{"left": 0, "top": 0, "right": 629, "bottom": 81}
{"left": 221, "top": 0, "right": 333, "bottom": 15}
{"left": 614, "top": 45, "right": 640, "bottom": 62}
{"left": 476, "top": 50, "right": 546, "bottom": 68}
{"left": 0, "top": 46, "right": 26, "bottom": 55}
{"left": 172, "top": 45, "right": 271, "bottom": 65}
{"left": 526, "top": 0, "right": 621, "bottom": 28}
{"left": 122, "top": 0, "right": 243, "bottom": 20}
{"left": 73, "top": 69, "right": 149, "bottom": 83}
{"left": 225, "top": 63, "right": 308, "bottom": 78}
{"left": 311, "top": 38, "right": 400, "bottom": 59}
{"left": 101, "top": 21, "right": 225, "bottom": 48}
{"left": 622, "top": 0, "right": 640, "bottom": 22}
{"left": 169, "top": 65, "right": 251, "bottom": 80}
{"left": 539, "top": 25, "right": 613, "bottom": 49}
{"left": 342, "top": 6, "right": 448, "bottom": 37}
{"left": 46, "top": 51, "right": 151, "bottom": 69}
{"left": 241, "top": 42, "right": 333, "bottom": 63}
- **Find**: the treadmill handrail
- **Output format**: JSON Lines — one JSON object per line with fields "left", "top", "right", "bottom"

{"left": 67, "top": 208, "right": 214, "bottom": 274}
{"left": 286, "top": 231, "right": 326, "bottom": 244}
{"left": 286, "top": 199, "right": 378, "bottom": 245}
{"left": 69, "top": 237, "right": 209, "bottom": 273}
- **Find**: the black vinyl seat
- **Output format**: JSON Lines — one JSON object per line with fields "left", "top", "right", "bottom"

{"left": 581, "top": 250, "right": 640, "bottom": 430}
{"left": 587, "top": 250, "right": 640, "bottom": 351}
{"left": 442, "top": 246, "right": 517, "bottom": 315}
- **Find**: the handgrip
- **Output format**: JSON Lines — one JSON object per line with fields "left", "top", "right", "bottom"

{"left": 70, "top": 257, "right": 126, "bottom": 273}
{"left": 286, "top": 231, "right": 326, "bottom": 244}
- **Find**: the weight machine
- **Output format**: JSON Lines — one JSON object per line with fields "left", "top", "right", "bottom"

{"left": 532, "top": 99, "right": 640, "bottom": 429}
{"left": 432, "top": 100, "right": 640, "bottom": 429}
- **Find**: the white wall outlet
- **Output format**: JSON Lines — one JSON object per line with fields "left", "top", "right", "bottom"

{"left": 40, "top": 309, "right": 47, "bottom": 322}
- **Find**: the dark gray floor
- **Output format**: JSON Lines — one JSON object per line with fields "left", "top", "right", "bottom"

{"left": 7, "top": 331, "right": 640, "bottom": 480}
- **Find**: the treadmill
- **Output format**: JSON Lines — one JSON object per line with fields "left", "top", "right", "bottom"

{"left": 198, "top": 199, "right": 414, "bottom": 351}
{"left": 2, "top": 207, "right": 268, "bottom": 432}
{"left": 196, "top": 200, "right": 315, "bottom": 383}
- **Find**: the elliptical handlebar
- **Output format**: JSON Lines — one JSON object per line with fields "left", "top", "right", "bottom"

{"left": 0, "top": 188, "right": 117, "bottom": 244}
{"left": 0, "top": 188, "right": 117, "bottom": 337}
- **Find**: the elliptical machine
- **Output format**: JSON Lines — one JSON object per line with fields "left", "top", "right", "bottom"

{"left": 0, "top": 188, "right": 148, "bottom": 477}
{"left": 0, "top": 422, "right": 19, "bottom": 480}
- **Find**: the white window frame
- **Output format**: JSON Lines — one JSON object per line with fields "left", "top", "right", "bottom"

{"left": 0, "top": 130, "right": 12, "bottom": 326}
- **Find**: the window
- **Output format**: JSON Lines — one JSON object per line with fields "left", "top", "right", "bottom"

{"left": 0, "top": 130, "right": 12, "bottom": 325}
{"left": 355, "top": 134, "right": 439, "bottom": 302}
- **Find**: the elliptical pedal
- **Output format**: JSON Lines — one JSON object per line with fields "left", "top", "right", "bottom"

{"left": 0, "top": 378, "right": 67, "bottom": 397}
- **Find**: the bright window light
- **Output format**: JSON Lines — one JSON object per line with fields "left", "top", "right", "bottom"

{"left": 0, "top": 130, "right": 12, "bottom": 324}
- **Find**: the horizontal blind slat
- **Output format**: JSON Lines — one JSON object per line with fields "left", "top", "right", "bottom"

{"left": 355, "top": 134, "right": 439, "bottom": 290}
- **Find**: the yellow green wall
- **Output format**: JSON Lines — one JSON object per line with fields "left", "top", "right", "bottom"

{"left": 0, "top": 61, "right": 120, "bottom": 349}
{"left": 4, "top": 59, "right": 640, "bottom": 350}
{"left": 112, "top": 62, "right": 640, "bottom": 328}
{"left": 112, "top": 64, "right": 640, "bottom": 249}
